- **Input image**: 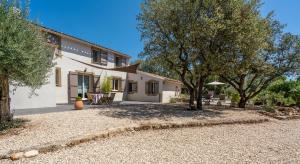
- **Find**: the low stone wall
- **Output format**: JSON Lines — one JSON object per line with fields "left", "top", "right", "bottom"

{"left": 2, "top": 117, "right": 269, "bottom": 161}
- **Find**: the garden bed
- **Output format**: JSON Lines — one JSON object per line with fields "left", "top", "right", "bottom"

{"left": 0, "top": 119, "right": 29, "bottom": 136}
{"left": 258, "top": 106, "right": 300, "bottom": 120}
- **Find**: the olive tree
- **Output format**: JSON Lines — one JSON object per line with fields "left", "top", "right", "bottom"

{"left": 219, "top": 0, "right": 300, "bottom": 108}
{"left": 138, "top": 0, "right": 256, "bottom": 110}
{"left": 0, "top": 0, "right": 54, "bottom": 122}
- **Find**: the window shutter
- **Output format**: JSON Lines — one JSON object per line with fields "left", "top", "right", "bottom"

{"left": 119, "top": 79, "right": 125, "bottom": 92}
{"left": 89, "top": 75, "right": 94, "bottom": 93}
{"left": 154, "top": 82, "right": 159, "bottom": 95}
{"left": 132, "top": 83, "right": 137, "bottom": 92}
{"left": 93, "top": 75, "right": 101, "bottom": 93}
{"left": 55, "top": 67, "right": 61, "bottom": 87}
{"left": 68, "top": 71, "right": 78, "bottom": 102}
{"left": 121, "top": 58, "right": 126, "bottom": 66}
{"left": 145, "top": 81, "right": 149, "bottom": 95}
{"left": 92, "top": 50, "right": 97, "bottom": 63}
{"left": 101, "top": 53, "right": 108, "bottom": 66}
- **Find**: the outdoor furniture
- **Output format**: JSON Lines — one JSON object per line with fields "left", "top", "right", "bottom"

{"left": 108, "top": 93, "right": 116, "bottom": 105}
{"left": 206, "top": 92, "right": 213, "bottom": 102}
{"left": 99, "top": 93, "right": 115, "bottom": 105}
{"left": 89, "top": 93, "right": 103, "bottom": 105}
{"left": 87, "top": 93, "right": 94, "bottom": 105}
{"left": 219, "top": 94, "right": 226, "bottom": 100}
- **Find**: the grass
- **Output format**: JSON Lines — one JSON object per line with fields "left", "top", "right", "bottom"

{"left": 0, "top": 118, "right": 28, "bottom": 133}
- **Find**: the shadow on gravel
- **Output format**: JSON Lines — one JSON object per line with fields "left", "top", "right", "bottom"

{"left": 98, "top": 104, "right": 224, "bottom": 120}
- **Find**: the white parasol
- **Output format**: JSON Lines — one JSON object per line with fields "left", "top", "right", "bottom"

{"left": 207, "top": 81, "right": 225, "bottom": 98}
{"left": 207, "top": 81, "right": 225, "bottom": 85}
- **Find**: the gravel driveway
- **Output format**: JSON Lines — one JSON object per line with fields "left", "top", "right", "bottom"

{"left": 0, "top": 104, "right": 267, "bottom": 156}
{"left": 5, "top": 119, "right": 300, "bottom": 163}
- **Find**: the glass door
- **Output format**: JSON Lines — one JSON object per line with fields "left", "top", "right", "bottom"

{"left": 78, "top": 75, "right": 90, "bottom": 100}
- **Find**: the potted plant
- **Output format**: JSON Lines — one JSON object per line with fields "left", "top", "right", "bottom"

{"left": 74, "top": 96, "right": 84, "bottom": 110}
{"left": 101, "top": 77, "right": 112, "bottom": 96}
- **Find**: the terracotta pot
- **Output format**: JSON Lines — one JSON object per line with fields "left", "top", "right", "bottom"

{"left": 74, "top": 100, "right": 84, "bottom": 110}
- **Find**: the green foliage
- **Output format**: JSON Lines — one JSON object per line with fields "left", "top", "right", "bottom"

{"left": 137, "top": 0, "right": 300, "bottom": 109}
{"left": 231, "top": 93, "right": 240, "bottom": 103}
{"left": 218, "top": 0, "right": 300, "bottom": 108}
{"left": 169, "top": 98, "right": 177, "bottom": 103}
{"left": 0, "top": 0, "right": 54, "bottom": 91}
{"left": 264, "top": 106, "right": 276, "bottom": 113}
{"left": 138, "top": 0, "right": 252, "bottom": 109}
{"left": 0, "top": 118, "right": 28, "bottom": 133}
{"left": 75, "top": 96, "right": 82, "bottom": 101}
{"left": 254, "top": 79, "right": 300, "bottom": 107}
{"left": 101, "top": 77, "right": 112, "bottom": 93}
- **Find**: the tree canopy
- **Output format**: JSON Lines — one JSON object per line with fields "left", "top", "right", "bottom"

{"left": 0, "top": 0, "right": 54, "bottom": 122}
{"left": 138, "top": 0, "right": 300, "bottom": 109}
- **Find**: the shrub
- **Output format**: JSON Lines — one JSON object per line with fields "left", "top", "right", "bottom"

{"left": 75, "top": 96, "right": 82, "bottom": 101}
{"left": 169, "top": 98, "right": 177, "bottom": 103}
{"left": 101, "top": 77, "right": 112, "bottom": 93}
{"left": 264, "top": 106, "right": 276, "bottom": 113}
{"left": 231, "top": 93, "right": 240, "bottom": 103}
{"left": 0, "top": 119, "right": 28, "bottom": 133}
{"left": 254, "top": 79, "right": 300, "bottom": 107}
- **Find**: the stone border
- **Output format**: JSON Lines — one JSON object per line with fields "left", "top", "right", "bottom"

{"left": 258, "top": 111, "right": 300, "bottom": 120}
{"left": 1, "top": 118, "right": 269, "bottom": 161}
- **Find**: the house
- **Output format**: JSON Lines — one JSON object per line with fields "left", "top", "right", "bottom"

{"left": 10, "top": 26, "right": 182, "bottom": 110}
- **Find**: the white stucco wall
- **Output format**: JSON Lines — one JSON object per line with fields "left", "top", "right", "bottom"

{"left": 10, "top": 69, "right": 56, "bottom": 110}
{"left": 161, "top": 81, "right": 181, "bottom": 103}
{"left": 127, "top": 72, "right": 164, "bottom": 102}
{"left": 56, "top": 38, "right": 127, "bottom": 104}
{"left": 10, "top": 37, "right": 129, "bottom": 110}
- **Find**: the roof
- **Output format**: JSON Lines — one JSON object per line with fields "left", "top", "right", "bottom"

{"left": 137, "top": 71, "right": 182, "bottom": 84}
{"left": 39, "top": 25, "right": 131, "bottom": 58}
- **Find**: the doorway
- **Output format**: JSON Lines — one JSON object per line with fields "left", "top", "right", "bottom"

{"left": 77, "top": 75, "right": 90, "bottom": 100}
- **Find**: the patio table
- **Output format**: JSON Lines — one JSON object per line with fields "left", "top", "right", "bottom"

{"left": 90, "top": 93, "right": 103, "bottom": 104}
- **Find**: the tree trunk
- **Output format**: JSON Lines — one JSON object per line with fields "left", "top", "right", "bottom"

{"left": 0, "top": 75, "right": 11, "bottom": 122}
{"left": 188, "top": 89, "right": 196, "bottom": 110}
{"left": 238, "top": 94, "right": 247, "bottom": 108}
{"left": 196, "top": 77, "right": 205, "bottom": 110}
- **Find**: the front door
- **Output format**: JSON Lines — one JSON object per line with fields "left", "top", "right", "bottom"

{"left": 77, "top": 75, "right": 90, "bottom": 100}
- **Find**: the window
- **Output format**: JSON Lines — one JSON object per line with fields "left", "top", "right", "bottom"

{"left": 146, "top": 80, "right": 159, "bottom": 95}
{"left": 115, "top": 56, "right": 122, "bottom": 67}
{"left": 46, "top": 33, "right": 61, "bottom": 48}
{"left": 92, "top": 50, "right": 108, "bottom": 66}
{"left": 112, "top": 78, "right": 121, "bottom": 91}
{"left": 128, "top": 81, "right": 137, "bottom": 93}
{"left": 92, "top": 50, "right": 99, "bottom": 63}
{"left": 125, "top": 58, "right": 129, "bottom": 66}
{"left": 55, "top": 67, "right": 61, "bottom": 87}
{"left": 100, "top": 52, "right": 108, "bottom": 65}
{"left": 77, "top": 74, "right": 91, "bottom": 100}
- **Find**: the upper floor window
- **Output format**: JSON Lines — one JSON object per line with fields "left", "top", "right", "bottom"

{"left": 92, "top": 50, "right": 107, "bottom": 66}
{"left": 46, "top": 33, "right": 61, "bottom": 48}
{"left": 115, "top": 56, "right": 122, "bottom": 67}
{"left": 115, "top": 56, "right": 129, "bottom": 67}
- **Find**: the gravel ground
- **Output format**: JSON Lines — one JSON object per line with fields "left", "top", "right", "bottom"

{"left": 4, "top": 119, "right": 299, "bottom": 164}
{"left": 0, "top": 104, "right": 267, "bottom": 156}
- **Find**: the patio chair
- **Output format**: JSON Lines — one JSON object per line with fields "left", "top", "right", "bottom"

{"left": 108, "top": 93, "right": 116, "bottom": 105}
{"left": 87, "top": 93, "right": 94, "bottom": 105}
{"left": 99, "top": 93, "right": 108, "bottom": 105}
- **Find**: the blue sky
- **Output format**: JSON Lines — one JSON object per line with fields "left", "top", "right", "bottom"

{"left": 29, "top": 0, "right": 300, "bottom": 61}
